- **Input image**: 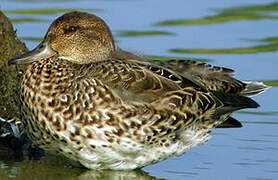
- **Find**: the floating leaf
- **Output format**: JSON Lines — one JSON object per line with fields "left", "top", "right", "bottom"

{"left": 216, "top": 2, "right": 278, "bottom": 14}
{"left": 156, "top": 14, "right": 277, "bottom": 26}
{"left": 156, "top": 3, "right": 278, "bottom": 26}
{"left": 118, "top": 30, "right": 175, "bottom": 37}
{"left": 257, "top": 37, "right": 278, "bottom": 44}
{"left": 145, "top": 55, "right": 210, "bottom": 62}
{"left": 5, "top": 8, "right": 98, "bottom": 15}
{"left": 20, "top": 36, "right": 43, "bottom": 42}
{"left": 10, "top": 18, "right": 48, "bottom": 24}
{"left": 169, "top": 44, "right": 278, "bottom": 54}
{"left": 264, "top": 80, "right": 278, "bottom": 87}
{"left": 239, "top": 110, "right": 278, "bottom": 116}
{"left": 169, "top": 36, "right": 278, "bottom": 55}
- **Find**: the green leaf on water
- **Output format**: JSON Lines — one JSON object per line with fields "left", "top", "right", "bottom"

{"left": 239, "top": 110, "right": 278, "bottom": 116}
{"left": 215, "top": 2, "right": 278, "bottom": 14}
{"left": 10, "top": 18, "right": 48, "bottom": 24}
{"left": 169, "top": 44, "right": 278, "bottom": 54}
{"left": 20, "top": 36, "right": 43, "bottom": 42}
{"left": 144, "top": 55, "right": 210, "bottom": 62}
{"left": 117, "top": 30, "right": 175, "bottom": 37}
{"left": 169, "top": 36, "right": 278, "bottom": 55}
{"left": 264, "top": 80, "right": 278, "bottom": 87}
{"left": 257, "top": 37, "right": 278, "bottom": 44}
{"left": 156, "top": 2, "right": 278, "bottom": 26}
{"left": 156, "top": 14, "right": 278, "bottom": 26}
{"left": 4, "top": 8, "right": 99, "bottom": 15}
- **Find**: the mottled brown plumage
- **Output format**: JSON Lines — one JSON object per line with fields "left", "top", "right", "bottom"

{"left": 9, "top": 11, "right": 267, "bottom": 170}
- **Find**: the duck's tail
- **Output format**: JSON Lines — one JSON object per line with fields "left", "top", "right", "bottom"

{"left": 211, "top": 91, "right": 259, "bottom": 121}
{"left": 240, "top": 81, "right": 270, "bottom": 97}
{"left": 216, "top": 116, "right": 242, "bottom": 128}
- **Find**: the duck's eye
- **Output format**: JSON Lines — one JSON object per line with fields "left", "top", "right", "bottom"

{"left": 64, "top": 26, "right": 79, "bottom": 34}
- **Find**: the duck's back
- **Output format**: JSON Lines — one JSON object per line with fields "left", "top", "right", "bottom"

{"left": 149, "top": 59, "right": 267, "bottom": 96}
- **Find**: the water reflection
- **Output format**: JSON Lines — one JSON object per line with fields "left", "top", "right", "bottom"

{"left": 0, "top": 155, "right": 157, "bottom": 180}
{"left": 0, "top": 141, "right": 157, "bottom": 180}
{"left": 78, "top": 170, "right": 156, "bottom": 180}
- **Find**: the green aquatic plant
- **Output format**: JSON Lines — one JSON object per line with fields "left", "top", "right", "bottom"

{"left": 239, "top": 111, "right": 278, "bottom": 116}
{"left": 215, "top": 2, "right": 278, "bottom": 14}
{"left": 118, "top": 30, "right": 175, "bottom": 37}
{"left": 264, "top": 80, "right": 278, "bottom": 87}
{"left": 145, "top": 55, "right": 210, "bottom": 62}
{"left": 156, "top": 2, "right": 278, "bottom": 26}
{"left": 10, "top": 17, "right": 48, "bottom": 24}
{"left": 157, "top": 14, "right": 277, "bottom": 26}
{"left": 5, "top": 8, "right": 98, "bottom": 15}
{"left": 7, "top": 8, "right": 99, "bottom": 24}
{"left": 20, "top": 37, "right": 43, "bottom": 42}
{"left": 169, "top": 36, "right": 278, "bottom": 55}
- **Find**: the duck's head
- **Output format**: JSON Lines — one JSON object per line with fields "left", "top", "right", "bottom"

{"left": 9, "top": 11, "right": 115, "bottom": 65}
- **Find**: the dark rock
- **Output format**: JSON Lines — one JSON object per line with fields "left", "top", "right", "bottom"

{"left": 0, "top": 10, "right": 44, "bottom": 159}
{"left": 0, "top": 10, "right": 27, "bottom": 119}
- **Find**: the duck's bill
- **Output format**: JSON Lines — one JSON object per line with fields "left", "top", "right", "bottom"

{"left": 8, "top": 42, "right": 55, "bottom": 65}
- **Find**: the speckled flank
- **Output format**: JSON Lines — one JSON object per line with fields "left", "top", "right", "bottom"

{"left": 14, "top": 11, "right": 265, "bottom": 170}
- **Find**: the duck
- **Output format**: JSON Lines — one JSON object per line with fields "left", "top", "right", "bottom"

{"left": 8, "top": 11, "right": 268, "bottom": 170}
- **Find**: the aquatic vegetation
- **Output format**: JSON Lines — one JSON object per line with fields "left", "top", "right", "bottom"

{"left": 145, "top": 55, "right": 210, "bottom": 62}
{"left": 10, "top": 17, "right": 48, "bottom": 24}
{"left": 156, "top": 2, "right": 278, "bottom": 26}
{"left": 264, "top": 79, "right": 278, "bottom": 87}
{"left": 6, "top": 8, "right": 99, "bottom": 24}
{"left": 118, "top": 30, "right": 175, "bottom": 37}
{"left": 154, "top": 2, "right": 278, "bottom": 55}
{"left": 5, "top": 8, "right": 98, "bottom": 15}
{"left": 169, "top": 36, "right": 278, "bottom": 54}
{"left": 20, "top": 37, "right": 43, "bottom": 42}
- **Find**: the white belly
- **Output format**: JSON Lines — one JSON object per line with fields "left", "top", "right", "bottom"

{"left": 74, "top": 128, "right": 211, "bottom": 170}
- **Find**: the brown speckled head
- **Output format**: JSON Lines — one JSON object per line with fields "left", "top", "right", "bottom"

{"left": 46, "top": 11, "right": 115, "bottom": 63}
{"left": 9, "top": 11, "right": 116, "bottom": 65}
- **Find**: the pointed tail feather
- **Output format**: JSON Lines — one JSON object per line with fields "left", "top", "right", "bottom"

{"left": 241, "top": 81, "right": 270, "bottom": 96}
{"left": 216, "top": 117, "right": 242, "bottom": 128}
{"left": 212, "top": 92, "right": 259, "bottom": 119}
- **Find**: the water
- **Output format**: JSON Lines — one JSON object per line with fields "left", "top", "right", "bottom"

{"left": 0, "top": 0, "right": 278, "bottom": 179}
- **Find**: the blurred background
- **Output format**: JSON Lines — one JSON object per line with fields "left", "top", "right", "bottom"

{"left": 0, "top": 0, "right": 277, "bottom": 179}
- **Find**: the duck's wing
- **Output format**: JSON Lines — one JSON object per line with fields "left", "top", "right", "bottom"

{"left": 67, "top": 76, "right": 257, "bottom": 152}
{"left": 151, "top": 86, "right": 259, "bottom": 118}
{"left": 75, "top": 59, "right": 203, "bottom": 104}
{"left": 63, "top": 77, "right": 207, "bottom": 154}
{"left": 149, "top": 59, "right": 268, "bottom": 96}
{"left": 75, "top": 58, "right": 259, "bottom": 114}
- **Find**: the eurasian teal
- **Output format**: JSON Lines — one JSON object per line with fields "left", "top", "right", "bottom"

{"left": 9, "top": 12, "right": 268, "bottom": 170}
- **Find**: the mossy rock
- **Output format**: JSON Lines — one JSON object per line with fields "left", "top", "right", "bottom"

{"left": 0, "top": 11, "right": 27, "bottom": 120}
